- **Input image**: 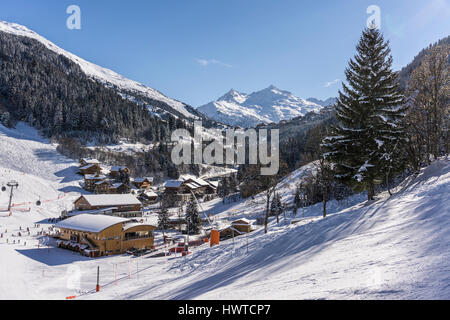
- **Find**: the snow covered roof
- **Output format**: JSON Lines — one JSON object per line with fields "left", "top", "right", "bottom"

{"left": 206, "top": 180, "right": 219, "bottom": 188}
{"left": 84, "top": 174, "right": 106, "bottom": 180}
{"left": 79, "top": 194, "right": 142, "bottom": 207}
{"left": 110, "top": 182, "right": 125, "bottom": 189}
{"left": 80, "top": 163, "right": 99, "bottom": 170}
{"left": 55, "top": 214, "right": 130, "bottom": 233}
{"left": 232, "top": 218, "right": 251, "bottom": 225}
{"left": 143, "top": 190, "right": 158, "bottom": 197}
{"left": 123, "top": 222, "right": 155, "bottom": 231}
{"left": 95, "top": 180, "right": 109, "bottom": 185}
{"left": 185, "top": 182, "right": 201, "bottom": 190}
{"left": 184, "top": 177, "right": 209, "bottom": 187}
{"left": 81, "top": 158, "right": 100, "bottom": 164}
{"left": 134, "top": 177, "right": 154, "bottom": 183}
{"left": 219, "top": 225, "right": 244, "bottom": 235}
{"left": 165, "top": 180, "right": 183, "bottom": 188}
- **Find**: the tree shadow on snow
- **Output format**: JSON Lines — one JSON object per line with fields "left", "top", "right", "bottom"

{"left": 54, "top": 166, "right": 82, "bottom": 183}
{"left": 58, "top": 185, "right": 86, "bottom": 194}
{"left": 15, "top": 247, "right": 91, "bottom": 266}
{"left": 33, "top": 149, "right": 73, "bottom": 166}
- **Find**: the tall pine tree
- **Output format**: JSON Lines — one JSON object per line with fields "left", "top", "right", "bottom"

{"left": 185, "top": 195, "right": 201, "bottom": 235}
{"left": 323, "top": 27, "right": 406, "bottom": 201}
{"left": 157, "top": 199, "right": 170, "bottom": 233}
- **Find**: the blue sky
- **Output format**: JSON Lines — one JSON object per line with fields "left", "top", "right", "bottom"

{"left": 1, "top": 0, "right": 449, "bottom": 107}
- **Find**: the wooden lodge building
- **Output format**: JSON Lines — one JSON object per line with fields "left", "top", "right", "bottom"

{"left": 164, "top": 177, "right": 217, "bottom": 196}
{"left": 133, "top": 177, "right": 154, "bottom": 190}
{"left": 79, "top": 163, "right": 101, "bottom": 176}
{"left": 79, "top": 158, "right": 100, "bottom": 167}
{"left": 72, "top": 194, "right": 143, "bottom": 218}
{"left": 219, "top": 218, "right": 252, "bottom": 239}
{"left": 164, "top": 180, "right": 184, "bottom": 193}
{"left": 183, "top": 178, "right": 208, "bottom": 195}
{"left": 205, "top": 180, "right": 219, "bottom": 194}
{"left": 163, "top": 177, "right": 218, "bottom": 206}
{"left": 137, "top": 190, "right": 159, "bottom": 205}
{"left": 110, "top": 166, "right": 130, "bottom": 179}
{"left": 109, "top": 182, "right": 131, "bottom": 194}
{"left": 231, "top": 218, "right": 252, "bottom": 233}
{"left": 54, "top": 214, "right": 155, "bottom": 257}
{"left": 93, "top": 180, "right": 110, "bottom": 194}
{"left": 84, "top": 174, "right": 107, "bottom": 191}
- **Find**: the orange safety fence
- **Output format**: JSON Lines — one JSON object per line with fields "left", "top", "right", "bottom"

{"left": 0, "top": 207, "right": 30, "bottom": 212}
{"left": 7, "top": 193, "right": 67, "bottom": 208}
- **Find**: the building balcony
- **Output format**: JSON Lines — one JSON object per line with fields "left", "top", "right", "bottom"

{"left": 124, "top": 235, "right": 153, "bottom": 241}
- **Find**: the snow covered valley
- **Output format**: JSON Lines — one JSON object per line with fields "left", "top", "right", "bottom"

{"left": 0, "top": 123, "right": 449, "bottom": 300}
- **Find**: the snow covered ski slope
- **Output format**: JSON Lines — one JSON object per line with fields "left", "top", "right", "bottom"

{"left": 92, "top": 158, "right": 449, "bottom": 300}
{"left": 0, "top": 122, "right": 448, "bottom": 299}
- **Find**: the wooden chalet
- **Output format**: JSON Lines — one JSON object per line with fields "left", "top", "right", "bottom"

{"left": 219, "top": 218, "right": 252, "bottom": 239}
{"left": 164, "top": 180, "right": 184, "bottom": 193}
{"left": 231, "top": 218, "right": 252, "bottom": 233}
{"left": 138, "top": 190, "right": 158, "bottom": 205}
{"left": 205, "top": 180, "right": 218, "bottom": 194}
{"left": 79, "top": 158, "right": 100, "bottom": 167}
{"left": 79, "top": 163, "right": 101, "bottom": 176}
{"left": 182, "top": 177, "right": 209, "bottom": 195}
{"left": 133, "top": 177, "right": 154, "bottom": 189}
{"left": 109, "top": 182, "right": 131, "bottom": 194}
{"left": 84, "top": 174, "right": 107, "bottom": 191}
{"left": 93, "top": 180, "right": 110, "bottom": 194}
{"left": 109, "top": 166, "right": 130, "bottom": 178}
{"left": 164, "top": 177, "right": 212, "bottom": 195}
{"left": 73, "top": 194, "right": 143, "bottom": 217}
{"left": 54, "top": 214, "right": 155, "bottom": 257}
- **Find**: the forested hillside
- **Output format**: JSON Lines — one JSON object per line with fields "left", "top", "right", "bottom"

{"left": 398, "top": 35, "right": 450, "bottom": 88}
{"left": 0, "top": 31, "right": 187, "bottom": 144}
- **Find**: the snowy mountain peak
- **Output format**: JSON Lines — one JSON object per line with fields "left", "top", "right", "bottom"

{"left": 198, "top": 86, "right": 325, "bottom": 128}
{"left": 219, "top": 89, "right": 247, "bottom": 103}
{"left": 0, "top": 21, "right": 199, "bottom": 120}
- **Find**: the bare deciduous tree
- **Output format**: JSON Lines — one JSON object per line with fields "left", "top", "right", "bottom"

{"left": 406, "top": 45, "right": 450, "bottom": 168}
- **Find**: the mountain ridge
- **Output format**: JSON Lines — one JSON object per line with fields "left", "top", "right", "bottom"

{"left": 198, "top": 85, "right": 333, "bottom": 128}
{"left": 0, "top": 21, "right": 200, "bottom": 121}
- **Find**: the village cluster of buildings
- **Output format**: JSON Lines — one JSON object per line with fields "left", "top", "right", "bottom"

{"left": 54, "top": 191, "right": 251, "bottom": 257}
{"left": 79, "top": 158, "right": 158, "bottom": 204}
{"left": 79, "top": 158, "right": 219, "bottom": 206}
{"left": 164, "top": 177, "right": 218, "bottom": 204}
{"left": 51, "top": 158, "right": 231, "bottom": 257}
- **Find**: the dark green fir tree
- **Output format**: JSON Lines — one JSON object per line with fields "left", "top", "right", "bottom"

{"left": 322, "top": 27, "right": 406, "bottom": 200}
{"left": 157, "top": 199, "right": 170, "bottom": 232}
{"left": 185, "top": 195, "right": 201, "bottom": 235}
